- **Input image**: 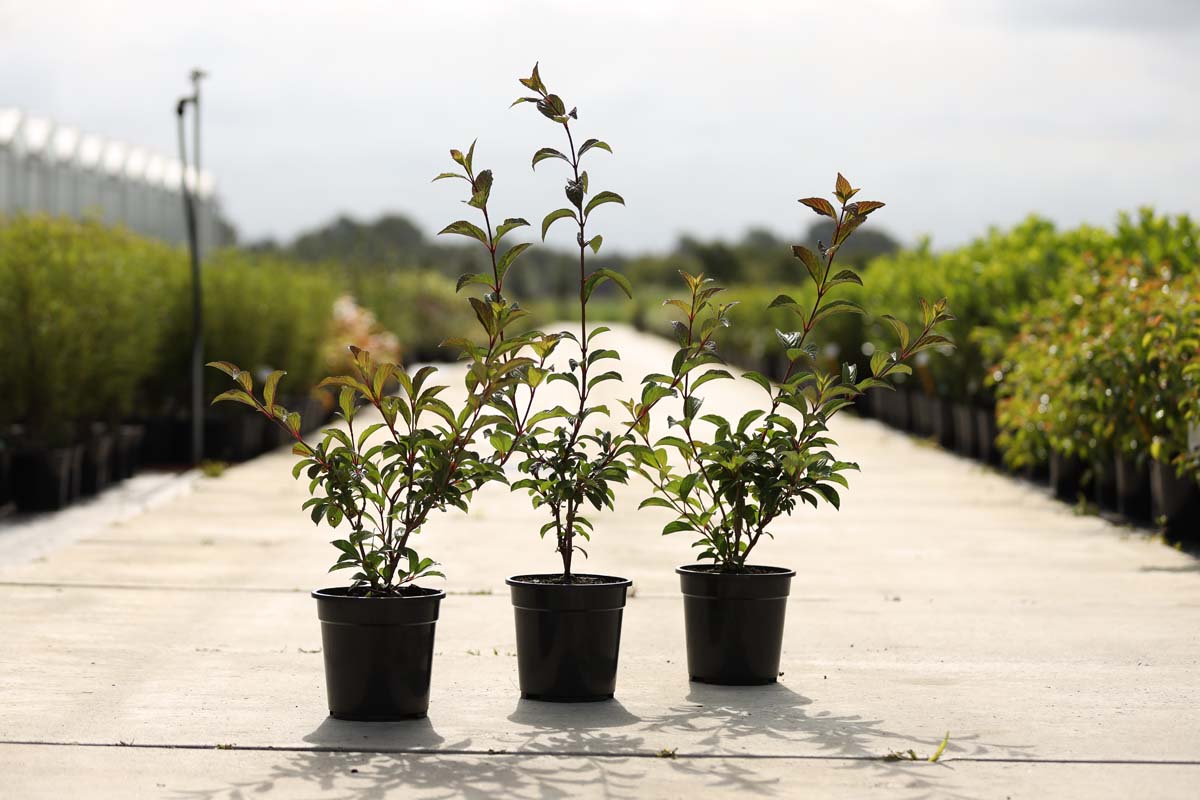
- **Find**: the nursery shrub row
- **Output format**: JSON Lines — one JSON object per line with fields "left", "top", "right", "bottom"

{"left": 645, "top": 211, "right": 1198, "bottom": 539}
{"left": 0, "top": 216, "right": 465, "bottom": 512}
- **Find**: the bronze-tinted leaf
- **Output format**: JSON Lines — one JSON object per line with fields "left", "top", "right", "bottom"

{"left": 799, "top": 197, "right": 836, "bottom": 218}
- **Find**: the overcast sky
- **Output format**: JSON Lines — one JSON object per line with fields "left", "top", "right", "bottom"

{"left": 2, "top": 0, "right": 1197, "bottom": 253}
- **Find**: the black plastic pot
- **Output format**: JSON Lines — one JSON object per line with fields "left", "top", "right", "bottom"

{"left": 113, "top": 424, "right": 146, "bottom": 480}
{"left": 974, "top": 407, "right": 998, "bottom": 465}
{"left": 929, "top": 396, "right": 955, "bottom": 449}
{"left": 1092, "top": 460, "right": 1119, "bottom": 511}
{"left": 1049, "top": 451, "right": 1084, "bottom": 501}
{"left": 1114, "top": 456, "right": 1152, "bottom": 522}
{"left": 888, "top": 390, "right": 912, "bottom": 431}
{"left": 13, "top": 445, "right": 82, "bottom": 511}
{"left": 909, "top": 393, "right": 932, "bottom": 437}
{"left": 312, "top": 587, "right": 444, "bottom": 720}
{"left": 205, "top": 413, "right": 266, "bottom": 462}
{"left": 81, "top": 431, "right": 116, "bottom": 496}
{"left": 0, "top": 445, "right": 12, "bottom": 508}
{"left": 951, "top": 403, "right": 976, "bottom": 458}
{"left": 140, "top": 416, "right": 191, "bottom": 466}
{"left": 1150, "top": 461, "right": 1200, "bottom": 539}
{"left": 506, "top": 574, "right": 632, "bottom": 702}
{"left": 677, "top": 564, "right": 794, "bottom": 685}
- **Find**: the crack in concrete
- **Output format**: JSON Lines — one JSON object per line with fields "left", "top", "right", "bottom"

{"left": 2, "top": 740, "right": 1198, "bottom": 766}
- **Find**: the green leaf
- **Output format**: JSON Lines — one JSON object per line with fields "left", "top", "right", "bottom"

{"left": 438, "top": 220, "right": 489, "bottom": 246}
{"left": 590, "top": 268, "right": 633, "bottom": 299}
{"left": 210, "top": 389, "right": 257, "bottom": 409}
{"left": 584, "top": 190, "right": 625, "bottom": 217}
{"left": 638, "top": 497, "right": 675, "bottom": 511}
{"left": 588, "top": 235, "right": 603, "bottom": 254}
{"left": 497, "top": 242, "right": 532, "bottom": 281}
{"left": 870, "top": 350, "right": 890, "bottom": 377}
{"left": 456, "top": 272, "right": 491, "bottom": 292}
{"left": 880, "top": 314, "right": 910, "bottom": 350}
{"left": 769, "top": 293, "right": 798, "bottom": 309}
{"left": 206, "top": 361, "right": 241, "bottom": 379}
{"left": 467, "top": 169, "right": 493, "bottom": 209}
{"left": 810, "top": 299, "right": 865, "bottom": 326}
{"left": 495, "top": 217, "right": 529, "bottom": 241}
{"left": 793, "top": 245, "right": 823, "bottom": 285}
{"left": 579, "top": 139, "right": 612, "bottom": 157}
{"left": 532, "top": 147, "right": 569, "bottom": 169}
{"left": 743, "top": 371, "right": 773, "bottom": 394}
{"left": 829, "top": 269, "right": 863, "bottom": 287}
{"left": 263, "top": 370, "right": 286, "bottom": 412}
{"left": 432, "top": 171, "right": 466, "bottom": 183}
{"left": 541, "top": 208, "right": 577, "bottom": 240}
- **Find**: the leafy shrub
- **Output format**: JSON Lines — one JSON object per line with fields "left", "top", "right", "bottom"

{"left": 0, "top": 217, "right": 185, "bottom": 441}
{"left": 993, "top": 212, "right": 1199, "bottom": 476}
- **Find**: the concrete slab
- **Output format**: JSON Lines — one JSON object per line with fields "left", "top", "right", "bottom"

{"left": 2, "top": 326, "right": 1198, "bottom": 797}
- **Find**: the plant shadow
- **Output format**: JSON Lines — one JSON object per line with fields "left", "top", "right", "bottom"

{"left": 640, "top": 681, "right": 1032, "bottom": 799}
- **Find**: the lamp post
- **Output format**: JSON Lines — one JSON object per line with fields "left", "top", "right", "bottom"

{"left": 176, "top": 68, "right": 207, "bottom": 465}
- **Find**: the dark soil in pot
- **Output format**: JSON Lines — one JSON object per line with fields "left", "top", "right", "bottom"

{"left": 13, "top": 445, "right": 82, "bottom": 511}
{"left": 677, "top": 564, "right": 795, "bottom": 685}
{"left": 312, "top": 586, "right": 444, "bottom": 720}
{"left": 1114, "top": 456, "right": 1152, "bottom": 522}
{"left": 506, "top": 573, "right": 632, "bottom": 702}
{"left": 1150, "top": 461, "right": 1200, "bottom": 541}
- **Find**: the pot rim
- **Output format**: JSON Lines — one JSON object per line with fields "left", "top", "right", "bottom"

{"left": 676, "top": 564, "right": 796, "bottom": 578}
{"left": 311, "top": 586, "right": 446, "bottom": 601}
{"left": 505, "top": 573, "right": 632, "bottom": 588}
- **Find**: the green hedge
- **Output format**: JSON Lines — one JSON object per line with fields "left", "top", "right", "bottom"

{"left": 0, "top": 216, "right": 471, "bottom": 447}
{"left": 992, "top": 212, "right": 1200, "bottom": 476}
{"left": 0, "top": 218, "right": 183, "bottom": 442}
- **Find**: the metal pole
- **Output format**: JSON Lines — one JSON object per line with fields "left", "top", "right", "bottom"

{"left": 177, "top": 68, "right": 207, "bottom": 465}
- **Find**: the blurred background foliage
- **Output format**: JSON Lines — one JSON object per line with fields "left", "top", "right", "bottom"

{"left": 0, "top": 206, "right": 1195, "bottom": 494}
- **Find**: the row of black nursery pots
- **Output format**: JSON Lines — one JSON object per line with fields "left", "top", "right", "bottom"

{"left": 859, "top": 391, "right": 1198, "bottom": 539}
{"left": 863, "top": 389, "right": 999, "bottom": 464}
{"left": 1049, "top": 451, "right": 1200, "bottom": 536}
{"left": 1, "top": 395, "right": 332, "bottom": 514}
{"left": 1, "top": 423, "right": 149, "bottom": 513}
{"left": 311, "top": 565, "right": 795, "bottom": 720}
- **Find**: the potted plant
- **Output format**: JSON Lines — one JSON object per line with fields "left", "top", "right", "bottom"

{"left": 632, "top": 175, "right": 954, "bottom": 684}
{"left": 208, "top": 149, "right": 534, "bottom": 720}
{"left": 499, "top": 64, "right": 646, "bottom": 702}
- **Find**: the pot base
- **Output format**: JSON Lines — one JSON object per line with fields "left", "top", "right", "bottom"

{"left": 521, "top": 692, "right": 614, "bottom": 703}
{"left": 690, "top": 675, "right": 777, "bottom": 686}
{"left": 330, "top": 710, "right": 428, "bottom": 721}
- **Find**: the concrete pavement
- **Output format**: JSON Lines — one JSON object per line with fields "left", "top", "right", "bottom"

{"left": 2, "top": 325, "right": 1198, "bottom": 798}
